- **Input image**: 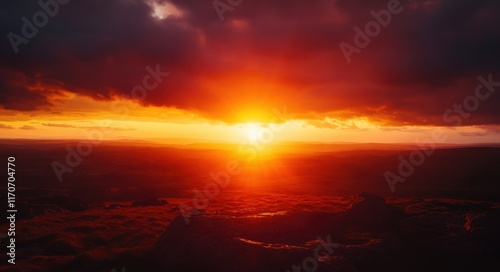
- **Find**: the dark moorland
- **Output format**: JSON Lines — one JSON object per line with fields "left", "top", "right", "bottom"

{"left": 1, "top": 140, "right": 500, "bottom": 271}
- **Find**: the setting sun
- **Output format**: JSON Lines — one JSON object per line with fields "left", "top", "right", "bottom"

{"left": 245, "top": 122, "right": 263, "bottom": 142}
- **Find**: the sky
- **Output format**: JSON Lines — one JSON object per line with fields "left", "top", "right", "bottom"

{"left": 1, "top": 0, "right": 500, "bottom": 144}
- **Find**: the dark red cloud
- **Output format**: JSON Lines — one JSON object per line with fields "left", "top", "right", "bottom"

{"left": 1, "top": 0, "right": 499, "bottom": 125}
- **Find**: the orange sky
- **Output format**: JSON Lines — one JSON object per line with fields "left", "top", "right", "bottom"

{"left": 1, "top": 0, "right": 500, "bottom": 144}
{"left": 1, "top": 93, "right": 499, "bottom": 144}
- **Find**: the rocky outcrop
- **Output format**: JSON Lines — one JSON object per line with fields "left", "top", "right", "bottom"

{"left": 344, "top": 192, "right": 401, "bottom": 230}
{"left": 152, "top": 193, "right": 401, "bottom": 272}
{"left": 153, "top": 213, "right": 341, "bottom": 272}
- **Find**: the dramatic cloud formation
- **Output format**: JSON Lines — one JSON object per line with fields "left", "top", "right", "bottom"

{"left": 1, "top": 0, "right": 499, "bottom": 125}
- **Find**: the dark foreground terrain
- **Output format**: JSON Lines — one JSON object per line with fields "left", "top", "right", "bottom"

{"left": 0, "top": 141, "right": 499, "bottom": 271}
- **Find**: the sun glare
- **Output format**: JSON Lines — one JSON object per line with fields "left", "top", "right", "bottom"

{"left": 245, "top": 122, "right": 262, "bottom": 142}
